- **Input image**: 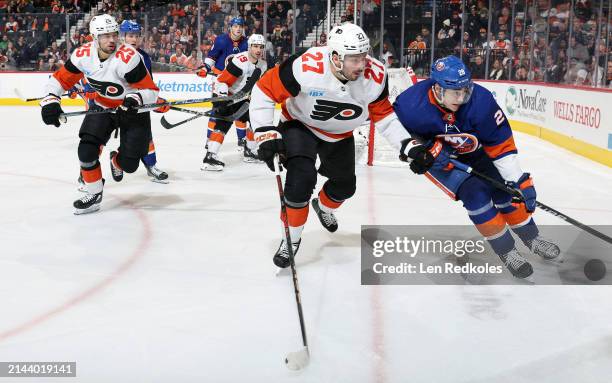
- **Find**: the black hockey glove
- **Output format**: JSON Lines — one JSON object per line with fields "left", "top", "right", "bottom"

{"left": 254, "top": 126, "right": 285, "bottom": 171}
{"left": 399, "top": 138, "right": 453, "bottom": 174}
{"left": 40, "top": 94, "right": 64, "bottom": 127}
{"left": 119, "top": 93, "right": 143, "bottom": 115}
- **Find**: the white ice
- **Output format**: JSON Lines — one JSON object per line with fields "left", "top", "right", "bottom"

{"left": 0, "top": 106, "right": 611, "bottom": 383}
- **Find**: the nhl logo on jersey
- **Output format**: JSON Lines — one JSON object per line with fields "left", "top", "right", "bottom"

{"left": 310, "top": 99, "right": 363, "bottom": 121}
{"left": 436, "top": 133, "right": 480, "bottom": 154}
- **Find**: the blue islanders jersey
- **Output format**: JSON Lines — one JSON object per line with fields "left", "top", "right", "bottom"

{"left": 393, "top": 78, "right": 517, "bottom": 161}
{"left": 205, "top": 33, "right": 248, "bottom": 72}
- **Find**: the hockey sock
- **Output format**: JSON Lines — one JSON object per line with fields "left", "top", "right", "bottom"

{"left": 81, "top": 161, "right": 103, "bottom": 194}
{"left": 207, "top": 130, "right": 225, "bottom": 154}
{"left": 235, "top": 120, "right": 247, "bottom": 140}
{"left": 141, "top": 140, "right": 157, "bottom": 167}
{"left": 282, "top": 202, "right": 309, "bottom": 243}
{"left": 318, "top": 188, "right": 343, "bottom": 213}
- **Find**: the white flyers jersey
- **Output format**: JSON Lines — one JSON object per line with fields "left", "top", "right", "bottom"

{"left": 44, "top": 42, "right": 159, "bottom": 111}
{"left": 249, "top": 45, "right": 411, "bottom": 145}
{"left": 215, "top": 51, "right": 267, "bottom": 95}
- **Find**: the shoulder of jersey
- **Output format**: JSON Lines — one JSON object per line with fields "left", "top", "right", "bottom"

{"left": 290, "top": 46, "right": 330, "bottom": 84}
{"left": 358, "top": 54, "right": 388, "bottom": 99}
{"left": 69, "top": 41, "right": 95, "bottom": 63}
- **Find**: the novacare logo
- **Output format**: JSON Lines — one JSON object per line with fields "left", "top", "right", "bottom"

{"left": 505, "top": 86, "right": 547, "bottom": 115}
{"left": 155, "top": 80, "right": 213, "bottom": 93}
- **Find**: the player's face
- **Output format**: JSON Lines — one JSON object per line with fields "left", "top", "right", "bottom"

{"left": 341, "top": 53, "right": 367, "bottom": 81}
{"left": 97, "top": 32, "right": 119, "bottom": 54}
{"left": 230, "top": 24, "right": 243, "bottom": 40}
{"left": 123, "top": 32, "right": 141, "bottom": 47}
{"left": 437, "top": 85, "right": 472, "bottom": 111}
{"left": 248, "top": 44, "right": 264, "bottom": 61}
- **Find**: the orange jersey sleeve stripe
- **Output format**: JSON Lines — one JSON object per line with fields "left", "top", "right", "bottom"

{"left": 130, "top": 73, "right": 159, "bottom": 91}
{"left": 368, "top": 97, "right": 394, "bottom": 124}
{"left": 255, "top": 65, "right": 293, "bottom": 104}
{"left": 483, "top": 135, "right": 517, "bottom": 159}
{"left": 52, "top": 66, "right": 84, "bottom": 91}
{"left": 217, "top": 71, "right": 239, "bottom": 87}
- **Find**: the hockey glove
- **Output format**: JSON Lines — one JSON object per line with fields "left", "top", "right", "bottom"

{"left": 153, "top": 97, "right": 170, "bottom": 113}
{"left": 196, "top": 63, "right": 212, "bottom": 78}
{"left": 399, "top": 138, "right": 453, "bottom": 174}
{"left": 119, "top": 93, "right": 142, "bottom": 114}
{"left": 507, "top": 173, "right": 537, "bottom": 212}
{"left": 254, "top": 126, "right": 285, "bottom": 171}
{"left": 40, "top": 94, "right": 63, "bottom": 127}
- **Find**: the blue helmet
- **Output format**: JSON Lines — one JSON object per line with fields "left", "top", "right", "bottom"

{"left": 431, "top": 55, "right": 472, "bottom": 90}
{"left": 119, "top": 20, "right": 142, "bottom": 34}
{"left": 229, "top": 17, "right": 245, "bottom": 27}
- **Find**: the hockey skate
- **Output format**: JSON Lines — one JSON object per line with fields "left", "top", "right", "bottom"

{"left": 237, "top": 137, "right": 246, "bottom": 152}
{"left": 73, "top": 191, "right": 103, "bottom": 215}
{"left": 527, "top": 236, "right": 562, "bottom": 262}
{"left": 109, "top": 151, "right": 123, "bottom": 182}
{"left": 201, "top": 152, "right": 225, "bottom": 171}
{"left": 273, "top": 238, "right": 301, "bottom": 269}
{"left": 498, "top": 248, "right": 534, "bottom": 280}
{"left": 243, "top": 146, "right": 262, "bottom": 163}
{"left": 146, "top": 164, "right": 169, "bottom": 183}
{"left": 311, "top": 198, "right": 338, "bottom": 232}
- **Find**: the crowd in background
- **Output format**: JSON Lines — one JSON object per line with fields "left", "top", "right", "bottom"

{"left": 1, "top": 0, "right": 611, "bottom": 87}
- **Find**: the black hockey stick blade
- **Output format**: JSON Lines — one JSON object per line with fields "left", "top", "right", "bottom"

{"left": 204, "top": 102, "right": 250, "bottom": 122}
{"left": 160, "top": 113, "right": 203, "bottom": 129}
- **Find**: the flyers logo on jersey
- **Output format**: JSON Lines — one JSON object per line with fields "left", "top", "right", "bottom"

{"left": 437, "top": 133, "right": 480, "bottom": 154}
{"left": 87, "top": 78, "right": 125, "bottom": 98}
{"left": 310, "top": 99, "right": 363, "bottom": 121}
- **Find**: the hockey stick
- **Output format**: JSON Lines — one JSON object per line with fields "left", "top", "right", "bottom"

{"left": 450, "top": 159, "right": 612, "bottom": 245}
{"left": 57, "top": 90, "right": 249, "bottom": 121}
{"left": 160, "top": 102, "right": 250, "bottom": 129}
{"left": 273, "top": 154, "right": 310, "bottom": 370}
{"left": 13, "top": 87, "right": 86, "bottom": 102}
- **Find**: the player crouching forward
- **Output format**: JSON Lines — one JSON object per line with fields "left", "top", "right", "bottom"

{"left": 249, "top": 23, "right": 412, "bottom": 268}
{"left": 40, "top": 14, "right": 159, "bottom": 214}
{"left": 202, "top": 34, "right": 267, "bottom": 171}
{"left": 393, "top": 56, "right": 560, "bottom": 279}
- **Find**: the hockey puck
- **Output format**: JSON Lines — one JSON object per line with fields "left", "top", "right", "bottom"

{"left": 584, "top": 259, "right": 606, "bottom": 281}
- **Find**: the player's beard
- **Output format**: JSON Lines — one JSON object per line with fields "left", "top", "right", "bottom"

{"left": 98, "top": 41, "right": 117, "bottom": 56}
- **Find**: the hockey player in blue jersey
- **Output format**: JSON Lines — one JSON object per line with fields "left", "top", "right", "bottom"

{"left": 393, "top": 55, "right": 560, "bottom": 280}
{"left": 196, "top": 17, "right": 250, "bottom": 154}
{"left": 74, "top": 20, "right": 169, "bottom": 190}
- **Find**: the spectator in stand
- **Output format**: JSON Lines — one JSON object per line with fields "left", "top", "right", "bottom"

{"left": 514, "top": 65, "right": 528, "bottom": 81}
{"left": 185, "top": 49, "right": 201, "bottom": 71}
{"left": 489, "top": 58, "right": 506, "bottom": 80}
{"left": 170, "top": 44, "right": 188, "bottom": 67}
{"left": 470, "top": 54, "right": 486, "bottom": 79}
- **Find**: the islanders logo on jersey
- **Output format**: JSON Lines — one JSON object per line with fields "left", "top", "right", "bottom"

{"left": 436, "top": 133, "right": 480, "bottom": 154}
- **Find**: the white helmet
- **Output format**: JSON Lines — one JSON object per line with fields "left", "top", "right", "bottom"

{"left": 327, "top": 23, "right": 370, "bottom": 62}
{"left": 89, "top": 14, "right": 119, "bottom": 39}
{"left": 248, "top": 34, "right": 266, "bottom": 47}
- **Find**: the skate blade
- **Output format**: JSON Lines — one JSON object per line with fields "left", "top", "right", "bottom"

{"left": 275, "top": 267, "right": 290, "bottom": 277}
{"left": 201, "top": 165, "right": 224, "bottom": 171}
{"left": 150, "top": 177, "right": 170, "bottom": 184}
{"left": 243, "top": 157, "right": 263, "bottom": 164}
{"left": 73, "top": 205, "right": 101, "bottom": 215}
{"left": 542, "top": 252, "right": 565, "bottom": 264}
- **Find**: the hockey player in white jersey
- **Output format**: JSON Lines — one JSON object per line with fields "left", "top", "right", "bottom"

{"left": 249, "top": 23, "right": 412, "bottom": 268}
{"left": 40, "top": 14, "right": 159, "bottom": 214}
{"left": 202, "top": 33, "right": 267, "bottom": 171}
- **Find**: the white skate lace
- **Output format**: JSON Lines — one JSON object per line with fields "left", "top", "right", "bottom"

{"left": 148, "top": 165, "right": 162, "bottom": 176}
{"left": 531, "top": 237, "right": 560, "bottom": 259}
{"left": 79, "top": 193, "right": 98, "bottom": 203}
{"left": 279, "top": 241, "right": 298, "bottom": 259}
{"left": 503, "top": 250, "right": 526, "bottom": 270}
{"left": 321, "top": 211, "right": 337, "bottom": 227}
{"left": 111, "top": 161, "right": 122, "bottom": 177}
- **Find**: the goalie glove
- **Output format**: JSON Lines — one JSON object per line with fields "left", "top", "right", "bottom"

{"left": 254, "top": 126, "right": 285, "bottom": 171}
